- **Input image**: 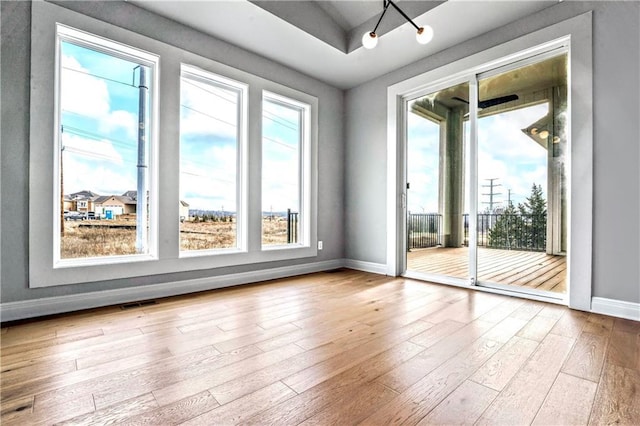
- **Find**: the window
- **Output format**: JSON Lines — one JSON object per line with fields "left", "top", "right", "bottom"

{"left": 179, "top": 65, "right": 246, "bottom": 254}
{"left": 55, "top": 25, "right": 158, "bottom": 264}
{"left": 261, "top": 92, "right": 310, "bottom": 247}
{"left": 30, "top": 2, "right": 318, "bottom": 288}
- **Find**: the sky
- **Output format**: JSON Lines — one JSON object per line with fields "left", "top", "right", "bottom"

{"left": 61, "top": 41, "right": 148, "bottom": 197}
{"left": 60, "top": 41, "right": 301, "bottom": 215}
{"left": 407, "top": 100, "right": 549, "bottom": 214}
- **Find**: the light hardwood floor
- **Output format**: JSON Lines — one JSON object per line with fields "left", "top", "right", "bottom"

{"left": 408, "top": 247, "right": 567, "bottom": 293}
{"left": 1, "top": 269, "right": 638, "bottom": 425}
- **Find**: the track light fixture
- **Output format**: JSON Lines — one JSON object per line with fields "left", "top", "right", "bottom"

{"left": 362, "top": 0, "right": 433, "bottom": 49}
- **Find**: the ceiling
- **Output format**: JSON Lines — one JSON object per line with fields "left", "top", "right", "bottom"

{"left": 131, "top": 0, "right": 560, "bottom": 89}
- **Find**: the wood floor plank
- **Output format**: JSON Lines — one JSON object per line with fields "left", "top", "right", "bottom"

{"left": 475, "top": 333, "right": 575, "bottom": 425}
{"left": 607, "top": 329, "right": 639, "bottom": 370}
{"left": 588, "top": 363, "right": 640, "bottom": 425}
{"left": 92, "top": 345, "right": 262, "bottom": 410}
{"left": 532, "top": 372, "right": 597, "bottom": 425}
{"left": 244, "top": 340, "right": 425, "bottom": 425}
{"left": 152, "top": 343, "right": 304, "bottom": 406}
{"left": 417, "top": 380, "right": 498, "bottom": 426}
{"left": 549, "top": 309, "right": 589, "bottom": 338}
{"left": 361, "top": 337, "right": 502, "bottom": 425}
{"left": 582, "top": 313, "right": 615, "bottom": 337}
{"left": 561, "top": 331, "right": 608, "bottom": 382}
{"left": 299, "top": 382, "right": 398, "bottom": 426}
{"left": 516, "top": 313, "right": 559, "bottom": 341}
{"left": 282, "top": 320, "right": 434, "bottom": 393}
{"left": 58, "top": 392, "right": 159, "bottom": 425}
{"left": 124, "top": 390, "right": 219, "bottom": 425}
{"left": 376, "top": 320, "right": 495, "bottom": 393}
{"left": 30, "top": 393, "right": 96, "bottom": 425}
{"left": 0, "top": 358, "right": 76, "bottom": 388}
{"left": 181, "top": 382, "right": 296, "bottom": 425}
{"left": 470, "top": 335, "right": 539, "bottom": 391}
{"left": 409, "top": 319, "right": 466, "bottom": 348}
{"left": 208, "top": 342, "right": 349, "bottom": 406}
{"left": 0, "top": 395, "right": 34, "bottom": 426}
{"left": 30, "top": 344, "right": 225, "bottom": 412}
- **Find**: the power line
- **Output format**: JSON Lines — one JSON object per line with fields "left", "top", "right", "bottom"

{"left": 62, "top": 125, "right": 136, "bottom": 150}
{"left": 263, "top": 135, "right": 297, "bottom": 150}
{"left": 262, "top": 111, "right": 299, "bottom": 132}
{"left": 61, "top": 66, "right": 136, "bottom": 89}
{"left": 182, "top": 78, "right": 238, "bottom": 105}
{"left": 180, "top": 104, "right": 237, "bottom": 129}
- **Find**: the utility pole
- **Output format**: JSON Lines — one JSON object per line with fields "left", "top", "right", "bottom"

{"left": 507, "top": 188, "right": 513, "bottom": 207}
{"left": 135, "top": 66, "right": 148, "bottom": 253}
{"left": 482, "top": 178, "right": 502, "bottom": 212}
{"left": 60, "top": 129, "right": 65, "bottom": 236}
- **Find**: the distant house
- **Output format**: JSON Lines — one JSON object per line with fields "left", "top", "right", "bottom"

{"left": 93, "top": 195, "right": 136, "bottom": 219}
{"left": 179, "top": 200, "right": 189, "bottom": 220}
{"left": 63, "top": 195, "right": 74, "bottom": 212}
{"left": 69, "top": 190, "right": 99, "bottom": 213}
{"left": 90, "top": 190, "right": 190, "bottom": 220}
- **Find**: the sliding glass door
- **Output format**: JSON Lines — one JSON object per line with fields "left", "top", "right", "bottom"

{"left": 474, "top": 53, "right": 568, "bottom": 296}
{"left": 405, "top": 50, "right": 569, "bottom": 300}
{"left": 406, "top": 81, "right": 470, "bottom": 284}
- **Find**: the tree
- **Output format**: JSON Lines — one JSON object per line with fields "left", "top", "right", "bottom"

{"left": 519, "top": 183, "right": 547, "bottom": 250}
{"left": 487, "top": 203, "right": 523, "bottom": 249}
{"left": 488, "top": 183, "right": 546, "bottom": 250}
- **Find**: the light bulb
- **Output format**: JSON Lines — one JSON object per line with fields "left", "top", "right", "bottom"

{"left": 530, "top": 127, "right": 539, "bottom": 135}
{"left": 539, "top": 130, "right": 550, "bottom": 139}
{"left": 416, "top": 25, "right": 434, "bottom": 45}
{"left": 362, "top": 31, "right": 378, "bottom": 49}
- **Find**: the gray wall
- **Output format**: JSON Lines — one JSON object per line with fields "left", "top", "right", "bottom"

{"left": 345, "top": 1, "right": 640, "bottom": 304}
{"left": 0, "top": 1, "right": 345, "bottom": 303}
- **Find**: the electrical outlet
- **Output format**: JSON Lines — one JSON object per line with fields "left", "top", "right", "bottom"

{"left": 318, "top": 241, "right": 323, "bottom": 250}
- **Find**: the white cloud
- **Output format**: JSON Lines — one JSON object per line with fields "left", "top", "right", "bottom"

{"left": 99, "top": 110, "right": 138, "bottom": 140}
{"left": 180, "top": 144, "right": 238, "bottom": 210}
{"left": 180, "top": 80, "right": 238, "bottom": 140}
{"left": 61, "top": 54, "right": 110, "bottom": 118}
{"left": 63, "top": 146, "right": 135, "bottom": 196}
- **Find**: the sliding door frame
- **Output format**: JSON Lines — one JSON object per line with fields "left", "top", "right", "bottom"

{"left": 387, "top": 12, "right": 593, "bottom": 310}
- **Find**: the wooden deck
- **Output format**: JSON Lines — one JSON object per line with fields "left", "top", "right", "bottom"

{"left": 1, "top": 270, "right": 638, "bottom": 425}
{"left": 408, "top": 247, "right": 567, "bottom": 294}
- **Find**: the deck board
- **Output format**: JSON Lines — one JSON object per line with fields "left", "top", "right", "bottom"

{"left": 407, "top": 247, "right": 567, "bottom": 293}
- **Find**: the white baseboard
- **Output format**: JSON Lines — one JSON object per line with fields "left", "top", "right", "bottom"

{"left": 5, "top": 260, "right": 637, "bottom": 324}
{"left": 343, "top": 259, "right": 388, "bottom": 275}
{"left": 591, "top": 297, "right": 640, "bottom": 321}
{"left": 0, "top": 259, "right": 343, "bottom": 322}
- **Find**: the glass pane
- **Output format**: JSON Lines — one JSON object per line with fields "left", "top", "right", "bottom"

{"left": 179, "top": 70, "right": 240, "bottom": 251}
{"left": 406, "top": 81, "right": 470, "bottom": 280}
{"left": 262, "top": 97, "right": 302, "bottom": 246}
{"left": 476, "top": 53, "right": 568, "bottom": 295}
{"left": 59, "top": 41, "right": 152, "bottom": 259}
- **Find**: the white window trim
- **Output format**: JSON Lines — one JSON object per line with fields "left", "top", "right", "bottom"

{"left": 261, "top": 91, "right": 312, "bottom": 250}
{"left": 178, "top": 64, "right": 249, "bottom": 257}
{"left": 29, "top": 2, "right": 318, "bottom": 288}
{"left": 52, "top": 24, "right": 160, "bottom": 268}
{"left": 386, "top": 12, "right": 593, "bottom": 311}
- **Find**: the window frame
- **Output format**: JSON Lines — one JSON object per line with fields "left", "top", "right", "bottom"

{"left": 29, "top": 1, "right": 318, "bottom": 288}
{"left": 261, "top": 90, "right": 312, "bottom": 249}
{"left": 52, "top": 24, "right": 160, "bottom": 267}
{"left": 178, "top": 64, "right": 249, "bottom": 257}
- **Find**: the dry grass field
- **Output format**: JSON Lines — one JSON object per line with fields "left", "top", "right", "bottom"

{"left": 61, "top": 217, "right": 291, "bottom": 259}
